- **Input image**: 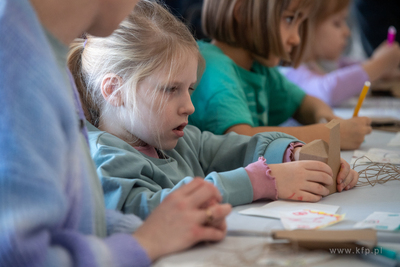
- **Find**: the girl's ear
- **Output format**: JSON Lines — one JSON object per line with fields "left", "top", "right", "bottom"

{"left": 101, "top": 74, "right": 124, "bottom": 107}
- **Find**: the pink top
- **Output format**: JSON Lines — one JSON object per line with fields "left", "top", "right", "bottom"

{"left": 282, "top": 59, "right": 369, "bottom": 107}
{"left": 135, "top": 142, "right": 303, "bottom": 201}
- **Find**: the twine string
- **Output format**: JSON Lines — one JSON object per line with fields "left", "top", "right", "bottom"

{"left": 352, "top": 156, "right": 400, "bottom": 187}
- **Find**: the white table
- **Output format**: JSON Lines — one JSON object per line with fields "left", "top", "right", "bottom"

{"left": 154, "top": 129, "right": 400, "bottom": 267}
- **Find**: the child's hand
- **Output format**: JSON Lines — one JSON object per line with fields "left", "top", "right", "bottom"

{"left": 270, "top": 161, "right": 333, "bottom": 202}
{"left": 133, "top": 178, "right": 231, "bottom": 261}
{"left": 337, "top": 117, "right": 372, "bottom": 150}
{"left": 363, "top": 41, "right": 400, "bottom": 82}
{"left": 371, "top": 41, "right": 400, "bottom": 72}
{"left": 336, "top": 158, "right": 359, "bottom": 191}
{"left": 379, "top": 67, "right": 400, "bottom": 81}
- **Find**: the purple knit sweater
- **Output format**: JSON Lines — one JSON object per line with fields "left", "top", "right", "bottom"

{"left": 0, "top": 1, "right": 150, "bottom": 266}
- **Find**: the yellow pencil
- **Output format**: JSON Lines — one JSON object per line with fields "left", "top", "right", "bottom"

{"left": 352, "top": 81, "right": 371, "bottom": 117}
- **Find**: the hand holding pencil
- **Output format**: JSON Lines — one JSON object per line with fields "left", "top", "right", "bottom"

{"left": 361, "top": 40, "right": 400, "bottom": 82}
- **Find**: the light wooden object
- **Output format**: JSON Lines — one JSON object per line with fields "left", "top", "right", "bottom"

{"left": 299, "top": 120, "right": 341, "bottom": 195}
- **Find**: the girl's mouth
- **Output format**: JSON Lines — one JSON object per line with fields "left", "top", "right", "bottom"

{"left": 172, "top": 123, "right": 187, "bottom": 137}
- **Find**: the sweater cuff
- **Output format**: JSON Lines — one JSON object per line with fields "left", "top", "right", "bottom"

{"left": 245, "top": 157, "right": 278, "bottom": 201}
{"left": 105, "top": 233, "right": 151, "bottom": 267}
{"left": 283, "top": 142, "right": 304, "bottom": 162}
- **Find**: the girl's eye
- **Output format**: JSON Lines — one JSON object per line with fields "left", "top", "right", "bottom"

{"left": 188, "top": 87, "right": 195, "bottom": 92}
{"left": 167, "top": 86, "right": 178, "bottom": 93}
{"left": 285, "top": 16, "right": 294, "bottom": 24}
{"left": 333, "top": 20, "right": 342, "bottom": 28}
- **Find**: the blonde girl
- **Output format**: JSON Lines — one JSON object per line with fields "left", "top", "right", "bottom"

{"left": 189, "top": 0, "right": 372, "bottom": 150}
{"left": 282, "top": 0, "right": 400, "bottom": 106}
{"left": 68, "top": 0, "right": 358, "bottom": 221}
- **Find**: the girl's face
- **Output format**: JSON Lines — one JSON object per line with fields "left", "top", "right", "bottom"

{"left": 128, "top": 54, "right": 198, "bottom": 150}
{"left": 313, "top": 9, "right": 351, "bottom": 61}
{"left": 266, "top": 0, "right": 310, "bottom": 66}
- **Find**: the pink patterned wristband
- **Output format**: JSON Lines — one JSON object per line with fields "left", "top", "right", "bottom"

{"left": 245, "top": 157, "right": 278, "bottom": 201}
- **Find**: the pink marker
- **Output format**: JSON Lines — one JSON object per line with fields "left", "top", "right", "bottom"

{"left": 388, "top": 26, "right": 397, "bottom": 45}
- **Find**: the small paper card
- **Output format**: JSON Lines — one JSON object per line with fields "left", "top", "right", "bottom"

{"left": 238, "top": 200, "right": 340, "bottom": 219}
{"left": 354, "top": 212, "right": 400, "bottom": 231}
{"left": 280, "top": 209, "right": 345, "bottom": 230}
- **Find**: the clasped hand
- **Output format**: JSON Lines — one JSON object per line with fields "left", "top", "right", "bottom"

{"left": 270, "top": 157, "right": 358, "bottom": 202}
{"left": 133, "top": 178, "right": 231, "bottom": 261}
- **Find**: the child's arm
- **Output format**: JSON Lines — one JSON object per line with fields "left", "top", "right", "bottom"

{"left": 90, "top": 127, "right": 306, "bottom": 217}
{"left": 292, "top": 94, "right": 335, "bottom": 124}
{"left": 227, "top": 115, "right": 372, "bottom": 150}
{"left": 294, "top": 96, "right": 373, "bottom": 150}
{"left": 89, "top": 128, "right": 253, "bottom": 219}
{"left": 284, "top": 64, "right": 370, "bottom": 106}
{"left": 193, "top": 127, "right": 335, "bottom": 202}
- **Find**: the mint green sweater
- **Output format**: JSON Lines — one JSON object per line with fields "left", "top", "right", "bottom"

{"left": 88, "top": 123, "right": 300, "bottom": 220}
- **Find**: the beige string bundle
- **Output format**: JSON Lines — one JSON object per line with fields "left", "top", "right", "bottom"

{"left": 352, "top": 156, "right": 400, "bottom": 187}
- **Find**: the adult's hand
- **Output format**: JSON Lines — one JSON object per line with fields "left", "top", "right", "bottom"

{"left": 133, "top": 178, "right": 232, "bottom": 261}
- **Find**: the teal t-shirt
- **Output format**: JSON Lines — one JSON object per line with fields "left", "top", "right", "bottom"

{"left": 189, "top": 40, "right": 307, "bottom": 135}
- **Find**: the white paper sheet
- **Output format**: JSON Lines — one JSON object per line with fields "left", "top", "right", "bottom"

{"left": 354, "top": 212, "right": 400, "bottom": 231}
{"left": 238, "top": 200, "right": 340, "bottom": 219}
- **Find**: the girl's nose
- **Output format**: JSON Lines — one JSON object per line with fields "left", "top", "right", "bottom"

{"left": 289, "top": 29, "right": 301, "bottom": 47}
{"left": 179, "top": 92, "right": 195, "bottom": 116}
{"left": 185, "top": 100, "right": 195, "bottom": 116}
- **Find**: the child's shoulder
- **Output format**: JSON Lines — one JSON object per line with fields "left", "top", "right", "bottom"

{"left": 197, "top": 40, "right": 235, "bottom": 67}
{"left": 86, "top": 122, "right": 138, "bottom": 154}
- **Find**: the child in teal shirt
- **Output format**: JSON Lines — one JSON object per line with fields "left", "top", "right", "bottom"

{"left": 191, "top": 40, "right": 306, "bottom": 134}
{"left": 190, "top": 0, "right": 372, "bottom": 150}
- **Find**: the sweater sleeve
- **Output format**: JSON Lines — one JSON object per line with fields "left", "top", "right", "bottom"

{"left": 105, "top": 209, "right": 143, "bottom": 235}
{"left": 191, "top": 128, "right": 302, "bottom": 206}
{"left": 284, "top": 64, "right": 369, "bottom": 106}
{"left": 88, "top": 125, "right": 302, "bottom": 219}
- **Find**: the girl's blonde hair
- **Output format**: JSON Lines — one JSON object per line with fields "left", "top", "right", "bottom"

{"left": 201, "top": 0, "right": 315, "bottom": 67}
{"left": 68, "top": 0, "right": 202, "bottom": 129}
